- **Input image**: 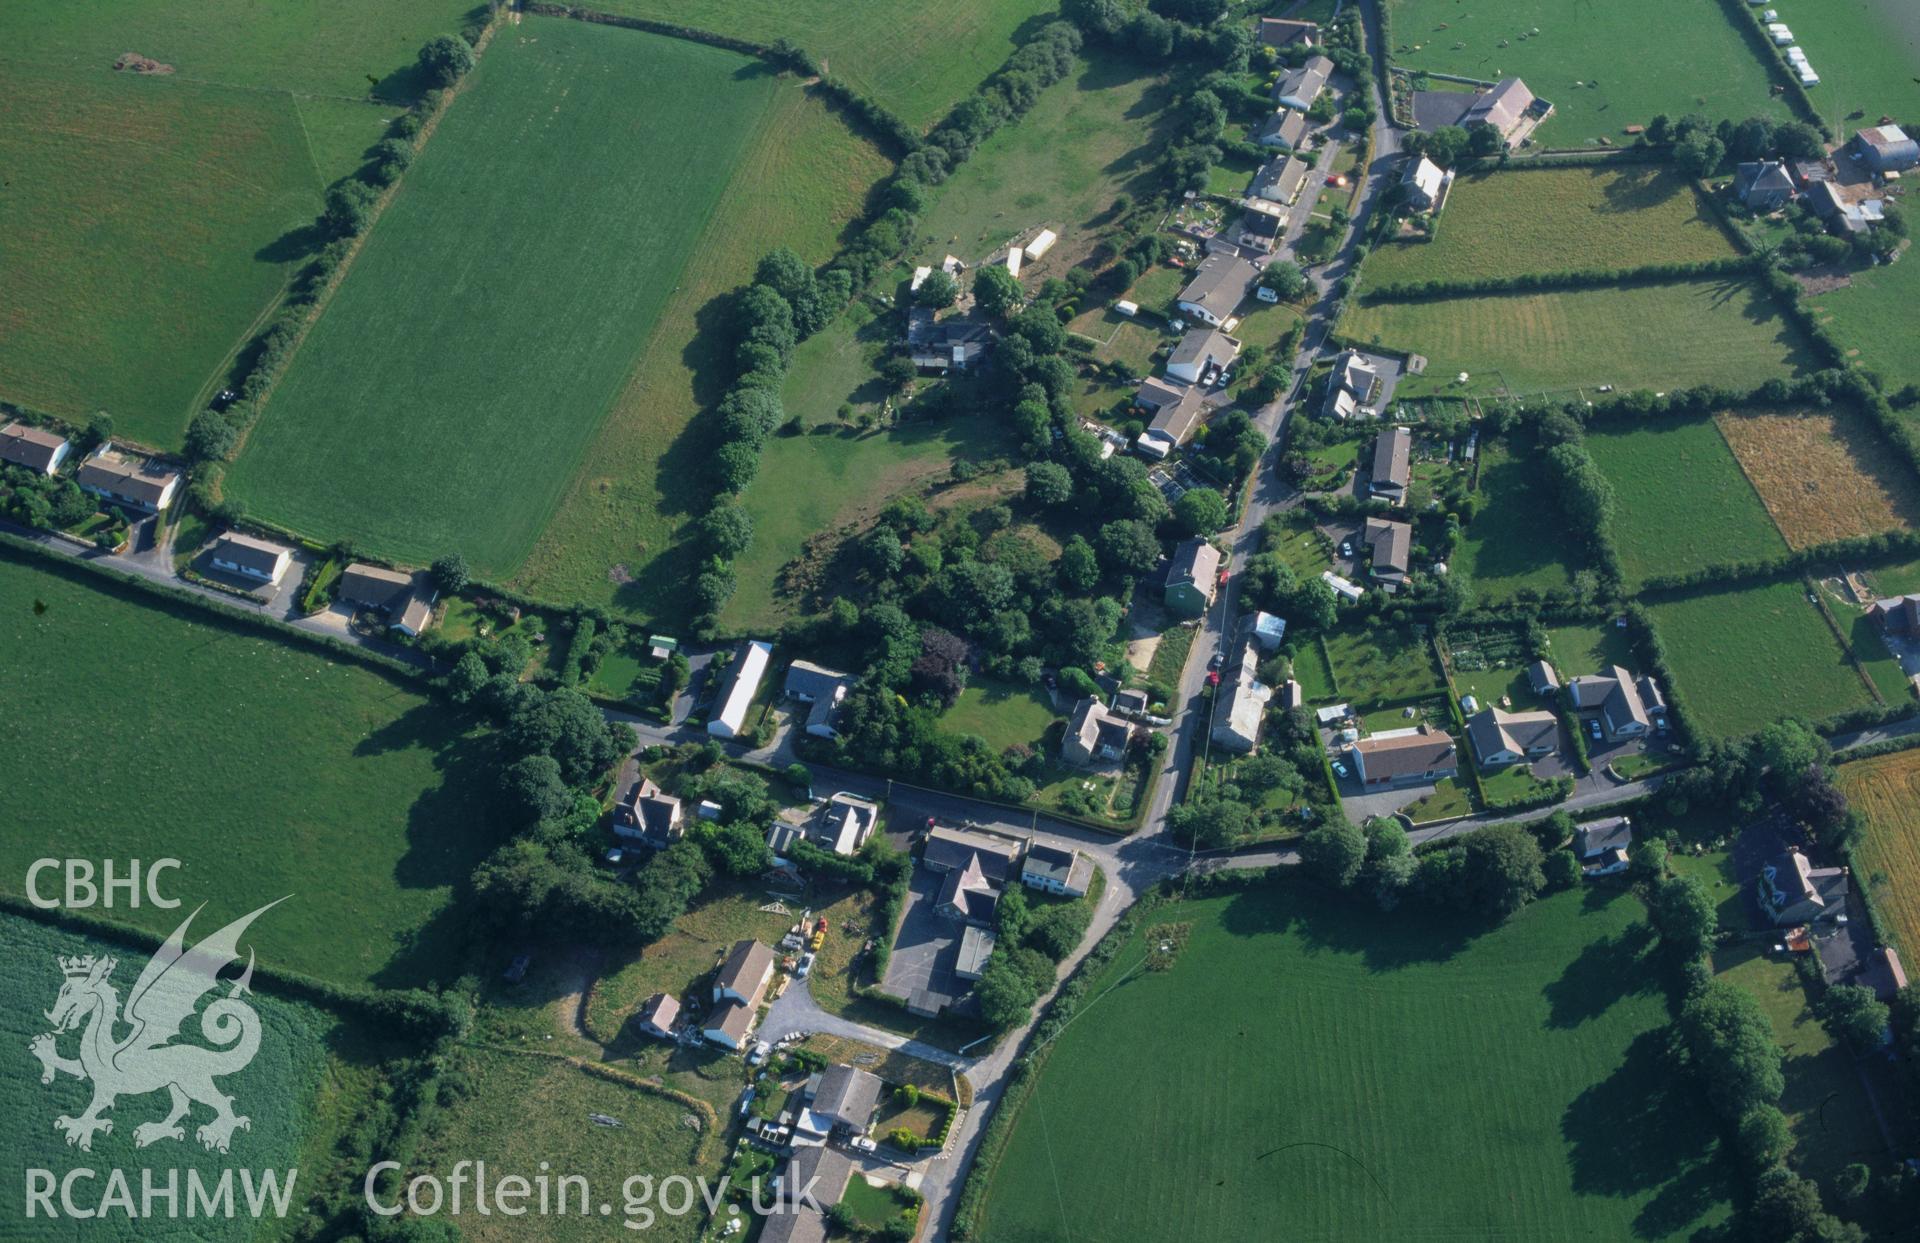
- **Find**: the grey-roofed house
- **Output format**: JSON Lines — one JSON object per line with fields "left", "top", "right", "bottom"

{"left": 1349, "top": 727, "right": 1458, "bottom": 788}
{"left": 1164, "top": 537, "right": 1221, "bottom": 616}
{"left": 1574, "top": 816, "right": 1633, "bottom": 861}
{"left": 0, "top": 422, "right": 70, "bottom": 475}
{"left": 1133, "top": 376, "right": 1188, "bottom": 414}
{"left": 1735, "top": 160, "right": 1797, "bottom": 211}
{"left": 1255, "top": 109, "right": 1311, "bottom": 151}
{"left": 1275, "top": 54, "right": 1333, "bottom": 110}
{"left": 337, "top": 563, "right": 435, "bottom": 636}
{"left": 76, "top": 445, "right": 180, "bottom": 512}
{"left": 776, "top": 1144, "right": 853, "bottom": 1212}
{"left": 702, "top": 999, "right": 754, "bottom": 1050}
{"left": 1167, "top": 328, "right": 1241, "bottom": 385}
{"left": 1868, "top": 593, "right": 1920, "bottom": 637}
{"left": 1363, "top": 517, "right": 1412, "bottom": 585}
{"left": 1021, "top": 842, "right": 1094, "bottom": 897}
{"left": 1461, "top": 77, "right": 1544, "bottom": 147}
{"left": 955, "top": 924, "right": 997, "bottom": 980}
{"left": 712, "top": 939, "right": 776, "bottom": 1007}
{"left": 1063, "top": 695, "right": 1132, "bottom": 766}
{"left": 1852, "top": 124, "right": 1919, "bottom": 174}
{"left": 1369, "top": 425, "right": 1411, "bottom": 500}
{"left": 785, "top": 660, "right": 851, "bottom": 703}
{"left": 1211, "top": 642, "right": 1272, "bottom": 754}
{"left": 909, "top": 316, "right": 993, "bottom": 372}
{"left": 808, "top": 1065, "right": 882, "bottom": 1134}
{"left": 208, "top": 531, "right": 293, "bottom": 586}
{"left": 1175, "top": 253, "right": 1258, "bottom": 326}
{"left": 1257, "top": 16, "right": 1319, "bottom": 47}
{"left": 1252, "top": 153, "right": 1311, "bottom": 203}
{"left": 635, "top": 992, "right": 680, "bottom": 1039}
{"left": 923, "top": 825, "right": 1027, "bottom": 883}
{"left": 1757, "top": 850, "right": 1850, "bottom": 925}
{"left": 1401, "top": 154, "right": 1452, "bottom": 211}
{"left": 1570, "top": 666, "right": 1652, "bottom": 741}
{"left": 808, "top": 793, "right": 878, "bottom": 856}
{"left": 614, "top": 775, "right": 684, "bottom": 848}
{"left": 1528, "top": 660, "right": 1561, "bottom": 696}
{"left": 935, "top": 854, "right": 1000, "bottom": 925}
{"left": 1465, "top": 707, "right": 1559, "bottom": 767}
{"left": 1250, "top": 611, "right": 1287, "bottom": 651}
{"left": 1136, "top": 383, "right": 1210, "bottom": 460}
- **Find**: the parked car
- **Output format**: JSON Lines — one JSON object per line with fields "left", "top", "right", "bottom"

{"left": 850, "top": 1136, "right": 877, "bottom": 1153}
{"left": 603, "top": 848, "right": 626, "bottom": 866}
{"left": 1207, "top": 652, "right": 1223, "bottom": 671}
{"left": 748, "top": 1041, "right": 771, "bottom": 1067}
{"left": 1339, "top": 540, "right": 1353, "bottom": 558}
{"left": 1587, "top": 719, "right": 1603, "bottom": 741}
{"left": 1331, "top": 760, "right": 1349, "bottom": 778}
{"left": 795, "top": 952, "right": 816, "bottom": 978}
{"left": 809, "top": 930, "right": 826, "bottom": 951}
{"left": 814, "top": 918, "right": 829, "bottom": 934}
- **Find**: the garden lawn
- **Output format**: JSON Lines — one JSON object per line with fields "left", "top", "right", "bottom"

{"left": 1359, "top": 165, "right": 1736, "bottom": 289}
{"left": 0, "top": 552, "right": 512, "bottom": 989}
{"left": 1837, "top": 749, "right": 1920, "bottom": 963}
{"left": 941, "top": 679, "right": 1061, "bottom": 752}
{"left": 588, "top": 0, "right": 1052, "bottom": 128}
{"left": 781, "top": 304, "right": 896, "bottom": 428}
{"left": 1385, "top": 0, "right": 1791, "bottom": 144}
{"left": 977, "top": 880, "right": 1735, "bottom": 1241}
{"left": 1454, "top": 437, "right": 1586, "bottom": 599}
{"left": 1585, "top": 417, "right": 1787, "bottom": 585}
{"left": 1807, "top": 244, "right": 1920, "bottom": 394}
{"left": 1323, "top": 624, "right": 1446, "bottom": 706}
{"left": 0, "top": 66, "right": 320, "bottom": 446}
{"left": 1342, "top": 278, "right": 1818, "bottom": 400}
{"left": 1646, "top": 579, "right": 1872, "bottom": 739}
{"left": 229, "top": 20, "right": 780, "bottom": 578}
{"left": 511, "top": 76, "right": 887, "bottom": 619}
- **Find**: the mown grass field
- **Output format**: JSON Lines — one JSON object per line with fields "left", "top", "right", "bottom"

{"left": 0, "top": 914, "right": 333, "bottom": 1241}
{"left": 1359, "top": 165, "right": 1736, "bottom": 289}
{"left": 589, "top": 0, "right": 1051, "bottom": 128}
{"left": 941, "top": 679, "right": 1060, "bottom": 751}
{"left": 1453, "top": 437, "right": 1586, "bottom": 599}
{"left": 1715, "top": 407, "right": 1920, "bottom": 549}
{"left": 0, "top": 553, "right": 511, "bottom": 989}
{"left": 1385, "top": 0, "right": 1790, "bottom": 144}
{"left": 1837, "top": 749, "right": 1920, "bottom": 963}
{"left": 512, "top": 76, "right": 888, "bottom": 619}
{"left": 1762, "top": 0, "right": 1920, "bottom": 136}
{"left": 977, "top": 881, "right": 1734, "bottom": 1242}
{"left": 229, "top": 20, "right": 782, "bottom": 577}
{"left": 1343, "top": 278, "right": 1817, "bottom": 400}
{"left": 0, "top": 66, "right": 320, "bottom": 446}
{"left": 1647, "top": 579, "right": 1872, "bottom": 739}
{"left": 1585, "top": 416, "right": 1789, "bottom": 584}
{"left": 1807, "top": 245, "right": 1920, "bottom": 394}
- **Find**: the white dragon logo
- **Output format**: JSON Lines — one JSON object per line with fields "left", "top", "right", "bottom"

{"left": 27, "top": 899, "right": 284, "bottom": 1154}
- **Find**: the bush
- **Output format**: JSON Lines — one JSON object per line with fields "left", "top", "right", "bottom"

{"left": 417, "top": 34, "right": 475, "bottom": 87}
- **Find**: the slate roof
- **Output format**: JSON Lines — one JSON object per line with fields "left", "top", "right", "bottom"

{"left": 1575, "top": 816, "right": 1633, "bottom": 859}
{"left": 1176, "top": 253, "right": 1258, "bottom": 321}
{"left": 0, "top": 422, "right": 68, "bottom": 473}
{"left": 208, "top": 532, "right": 289, "bottom": 577}
{"left": 810, "top": 1065, "right": 882, "bottom": 1129}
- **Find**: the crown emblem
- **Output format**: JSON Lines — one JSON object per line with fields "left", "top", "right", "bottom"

{"left": 59, "top": 955, "right": 100, "bottom": 978}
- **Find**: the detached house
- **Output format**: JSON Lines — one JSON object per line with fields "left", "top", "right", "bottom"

{"left": 1063, "top": 696, "right": 1132, "bottom": 766}
{"left": 76, "top": 445, "right": 180, "bottom": 513}
{"left": 1574, "top": 816, "right": 1633, "bottom": 864}
{"left": 1757, "top": 850, "right": 1850, "bottom": 926}
{"left": 807, "top": 1065, "right": 882, "bottom": 1135}
{"left": 786, "top": 660, "right": 853, "bottom": 739}
{"left": 1176, "top": 253, "right": 1258, "bottom": 327}
{"left": 338, "top": 563, "right": 435, "bottom": 635}
{"left": 1210, "top": 641, "right": 1271, "bottom": 754}
{"left": 208, "top": 532, "right": 293, "bottom": 586}
{"left": 1461, "top": 77, "right": 1545, "bottom": 148}
{"left": 1400, "top": 155, "right": 1452, "bottom": 212}
{"left": 635, "top": 993, "right": 680, "bottom": 1040}
{"left": 1134, "top": 382, "right": 1209, "bottom": 460}
{"left": 1252, "top": 154, "right": 1312, "bottom": 204}
{"left": 1022, "top": 843, "right": 1094, "bottom": 897}
{"left": 1867, "top": 593, "right": 1920, "bottom": 637}
{"left": 1274, "top": 54, "right": 1332, "bottom": 110}
{"left": 1166, "top": 328, "right": 1241, "bottom": 386}
{"left": 1369, "top": 425, "right": 1411, "bottom": 501}
{"left": 1256, "top": 110, "right": 1311, "bottom": 152}
{"left": 1363, "top": 517, "right": 1412, "bottom": 586}
{"left": 704, "top": 939, "right": 775, "bottom": 1050}
{"left": 614, "top": 775, "right": 684, "bottom": 848}
{"left": 1735, "top": 160, "right": 1797, "bottom": 211}
{"left": 1164, "top": 537, "right": 1221, "bottom": 616}
{"left": 1570, "top": 666, "right": 1656, "bottom": 742}
{"left": 0, "top": 422, "right": 70, "bottom": 476}
{"left": 1466, "top": 707, "right": 1558, "bottom": 767}
{"left": 1257, "top": 17, "right": 1319, "bottom": 48}
{"left": 1349, "top": 727, "right": 1458, "bottom": 789}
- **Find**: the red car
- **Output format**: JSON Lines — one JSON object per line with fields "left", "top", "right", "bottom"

{"left": 815, "top": 918, "right": 829, "bottom": 934}
{"left": 1206, "top": 671, "right": 1222, "bottom": 688}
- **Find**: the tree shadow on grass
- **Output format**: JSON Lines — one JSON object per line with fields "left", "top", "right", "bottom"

{"left": 1542, "top": 920, "right": 1658, "bottom": 1029}
{"left": 1562, "top": 1027, "right": 1734, "bottom": 1239}
{"left": 1215, "top": 877, "right": 1488, "bottom": 970}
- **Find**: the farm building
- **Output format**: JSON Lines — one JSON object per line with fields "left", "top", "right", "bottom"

{"left": 1369, "top": 425, "right": 1412, "bottom": 501}
{"left": 807, "top": 1065, "right": 883, "bottom": 1135}
{"left": 337, "top": 563, "right": 435, "bottom": 635}
{"left": 1166, "top": 327, "right": 1240, "bottom": 385}
{"left": 1256, "top": 109, "right": 1311, "bottom": 151}
{"left": 935, "top": 853, "right": 1001, "bottom": 925}
{"left": 1210, "top": 642, "right": 1272, "bottom": 754}
{"left": 1867, "top": 593, "right": 1920, "bottom": 636}
{"left": 1348, "top": 727, "right": 1458, "bottom": 788}
{"left": 1570, "top": 666, "right": 1656, "bottom": 741}
{"left": 1466, "top": 707, "right": 1559, "bottom": 767}
{"left": 613, "top": 774, "right": 684, "bottom": 848}
{"left": 1257, "top": 17, "right": 1319, "bottom": 47}
{"left": 1274, "top": 55, "right": 1332, "bottom": 110}
{"left": 0, "top": 422, "right": 70, "bottom": 475}
{"left": 1400, "top": 155, "right": 1452, "bottom": 212}
{"left": 1022, "top": 842, "right": 1094, "bottom": 897}
{"left": 1252, "top": 154, "right": 1311, "bottom": 204}
{"left": 955, "top": 924, "right": 998, "bottom": 981}
{"left": 1363, "top": 517, "right": 1412, "bottom": 586}
{"left": 1735, "top": 160, "right": 1797, "bottom": 211}
{"left": 1164, "top": 537, "right": 1222, "bottom": 616}
{"left": 1461, "top": 77, "right": 1546, "bottom": 149}
{"left": 1023, "top": 229, "right": 1058, "bottom": 261}
{"left": 76, "top": 445, "right": 180, "bottom": 512}
{"left": 1063, "top": 696, "right": 1132, "bottom": 766}
{"left": 1851, "top": 125, "right": 1919, "bottom": 174}
{"left": 635, "top": 993, "right": 680, "bottom": 1040}
{"left": 712, "top": 939, "right": 776, "bottom": 1008}
{"left": 924, "top": 824, "right": 1028, "bottom": 883}
{"left": 207, "top": 532, "right": 293, "bottom": 586}
{"left": 1757, "top": 850, "right": 1849, "bottom": 925}
{"left": 1136, "top": 384, "right": 1210, "bottom": 460}
{"left": 707, "top": 640, "right": 773, "bottom": 738}
{"left": 1806, "top": 180, "right": 1886, "bottom": 234}
{"left": 1175, "top": 253, "right": 1259, "bottom": 326}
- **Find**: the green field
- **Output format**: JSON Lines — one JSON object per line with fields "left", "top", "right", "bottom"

{"left": 723, "top": 419, "right": 1008, "bottom": 630}
{"left": 1759, "top": 0, "right": 1920, "bottom": 136}
{"left": 0, "top": 914, "right": 332, "bottom": 1240}
{"left": 1585, "top": 417, "right": 1788, "bottom": 584}
{"left": 1808, "top": 246, "right": 1920, "bottom": 394}
{"left": 512, "top": 77, "right": 888, "bottom": 620}
{"left": 228, "top": 19, "right": 786, "bottom": 577}
{"left": 977, "top": 880, "right": 1734, "bottom": 1241}
{"left": 588, "top": 0, "right": 1051, "bottom": 128}
{"left": 912, "top": 54, "right": 1173, "bottom": 268}
{"left": 1361, "top": 165, "right": 1736, "bottom": 289}
{"left": 1386, "top": 0, "right": 1791, "bottom": 144}
{"left": 1323, "top": 625, "right": 1446, "bottom": 705}
{"left": 941, "top": 678, "right": 1062, "bottom": 751}
{"left": 1647, "top": 579, "right": 1873, "bottom": 738}
{"left": 1545, "top": 620, "right": 1635, "bottom": 678}
{"left": 1342, "top": 278, "right": 1817, "bottom": 400}
{"left": 0, "top": 552, "right": 511, "bottom": 989}
{"left": 1453, "top": 437, "right": 1586, "bottom": 599}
